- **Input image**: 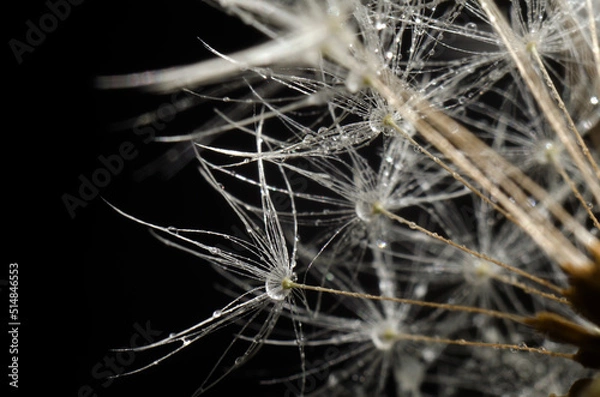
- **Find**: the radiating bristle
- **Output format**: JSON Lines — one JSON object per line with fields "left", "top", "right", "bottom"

{"left": 101, "top": 1, "right": 600, "bottom": 395}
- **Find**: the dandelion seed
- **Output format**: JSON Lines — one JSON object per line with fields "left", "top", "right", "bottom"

{"left": 100, "top": 0, "right": 600, "bottom": 394}
{"left": 102, "top": 125, "right": 307, "bottom": 392}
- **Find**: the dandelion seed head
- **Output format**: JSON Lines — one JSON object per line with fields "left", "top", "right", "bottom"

{"left": 355, "top": 199, "right": 381, "bottom": 223}
{"left": 370, "top": 319, "right": 400, "bottom": 351}
{"left": 535, "top": 140, "right": 561, "bottom": 165}
{"left": 464, "top": 259, "right": 497, "bottom": 285}
{"left": 265, "top": 271, "right": 297, "bottom": 301}
{"left": 368, "top": 107, "right": 399, "bottom": 136}
{"left": 102, "top": 0, "right": 600, "bottom": 394}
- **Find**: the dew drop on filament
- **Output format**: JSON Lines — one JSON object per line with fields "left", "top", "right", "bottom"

{"left": 265, "top": 273, "right": 292, "bottom": 301}
{"left": 376, "top": 239, "right": 388, "bottom": 249}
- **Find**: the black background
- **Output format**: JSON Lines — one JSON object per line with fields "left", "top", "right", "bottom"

{"left": 6, "top": 1, "right": 292, "bottom": 396}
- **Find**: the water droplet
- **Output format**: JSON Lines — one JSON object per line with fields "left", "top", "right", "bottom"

{"left": 345, "top": 71, "right": 364, "bottom": 93}
{"left": 327, "top": 374, "right": 339, "bottom": 387}
{"left": 465, "top": 22, "right": 478, "bottom": 31}
{"left": 265, "top": 273, "right": 291, "bottom": 301}
{"left": 422, "top": 348, "right": 436, "bottom": 362}
{"left": 167, "top": 226, "right": 179, "bottom": 234}
{"left": 376, "top": 239, "right": 388, "bottom": 249}
{"left": 591, "top": 96, "right": 599, "bottom": 105}
{"left": 356, "top": 201, "right": 376, "bottom": 223}
{"left": 212, "top": 310, "right": 222, "bottom": 318}
{"left": 414, "top": 283, "right": 427, "bottom": 298}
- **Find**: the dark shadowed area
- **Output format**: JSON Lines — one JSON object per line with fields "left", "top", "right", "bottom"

{"left": 7, "top": 1, "right": 293, "bottom": 396}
